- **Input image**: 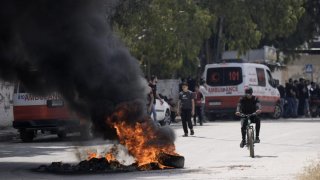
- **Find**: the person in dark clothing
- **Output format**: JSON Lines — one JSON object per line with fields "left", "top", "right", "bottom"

{"left": 284, "top": 79, "right": 296, "bottom": 118}
{"left": 177, "top": 82, "right": 195, "bottom": 137}
{"left": 193, "top": 85, "right": 204, "bottom": 126}
{"left": 297, "top": 78, "right": 309, "bottom": 116}
{"left": 310, "top": 82, "right": 320, "bottom": 99}
{"left": 293, "top": 80, "right": 299, "bottom": 117}
{"left": 277, "top": 84, "right": 286, "bottom": 117}
{"left": 146, "top": 86, "right": 154, "bottom": 114}
{"left": 235, "top": 87, "right": 262, "bottom": 148}
{"left": 148, "top": 75, "right": 164, "bottom": 122}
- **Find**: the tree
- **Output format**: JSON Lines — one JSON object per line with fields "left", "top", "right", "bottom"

{"left": 112, "top": 0, "right": 312, "bottom": 78}
{"left": 259, "top": 0, "right": 320, "bottom": 54}
{"left": 199, "top": 0, "right": 305, "bottom": 55}
{"left": 112, "top": 0, "right": 213, "bottom": 78}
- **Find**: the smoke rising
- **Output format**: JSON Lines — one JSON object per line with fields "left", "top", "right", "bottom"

{"left": 0, "top": 0, "right": 156, "bottom": 139}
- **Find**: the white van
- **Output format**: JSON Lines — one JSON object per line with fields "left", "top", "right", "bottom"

{"left": 203, "top": 62, "right": 281, "bottom": 120}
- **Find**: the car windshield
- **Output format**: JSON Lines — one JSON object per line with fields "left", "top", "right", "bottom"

{"left": 206, "top": 67, "right": 243, "bottom": 86}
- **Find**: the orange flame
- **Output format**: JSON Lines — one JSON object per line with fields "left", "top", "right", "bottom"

{"left": 107, "top": 107, "right": 178, "bottom": 168}
{"left": 87, "top": 152, "right": 99, "bottom": 160}
{"left": 105, "top": 152, "right": 116, "bottom": 162}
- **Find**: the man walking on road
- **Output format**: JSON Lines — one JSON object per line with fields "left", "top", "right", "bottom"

{"left": 177, "top": 82, "right": 195, "bottom": 137}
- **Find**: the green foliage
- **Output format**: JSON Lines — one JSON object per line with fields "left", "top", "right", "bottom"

{"left": 260, "top": 0, "right": 319, "bottom": 51}
{"left": 111, "top": 0, "right": 315, "bottom": 77}
{"left": 112, "top": 0, "right": 214, "bottom": 78}
{"left": 200, "top": 0, "right": 305, "bottom": 54}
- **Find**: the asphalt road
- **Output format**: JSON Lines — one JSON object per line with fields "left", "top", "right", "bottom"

{"left": 0, "top": 118, "right": 319, "bottom": 180}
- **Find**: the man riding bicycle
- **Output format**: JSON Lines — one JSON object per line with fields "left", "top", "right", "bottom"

{"left": 235, "top": 87, "right": 262, "bottom": 148}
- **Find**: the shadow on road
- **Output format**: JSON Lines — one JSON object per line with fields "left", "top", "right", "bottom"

{"left": 254, "top": 155, "right": 278, "bottom": 158}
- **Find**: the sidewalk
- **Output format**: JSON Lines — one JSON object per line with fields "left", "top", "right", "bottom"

{"left": 0, "top": 126, "right": 18, "bottom": 142}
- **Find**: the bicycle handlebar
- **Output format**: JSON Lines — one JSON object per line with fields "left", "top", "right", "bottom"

{"left": 239, "top": 113, "right": 257, "bottom": 118}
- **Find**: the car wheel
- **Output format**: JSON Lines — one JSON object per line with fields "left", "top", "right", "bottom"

{"left": 162, "top": 109, "right": 171, "bottom": 126}
{"left": 272, "top": 104, "right": 282, "bottom": 119}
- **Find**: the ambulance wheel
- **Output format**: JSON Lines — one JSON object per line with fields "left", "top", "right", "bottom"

{"left": 272, "top": 104, "right": 282, "bottom": 119}
{"left": 20, "top": 129, "right": 35, "bottom": 142}
{"left": 310, "top": 105, "right": 318, "bottom": 117}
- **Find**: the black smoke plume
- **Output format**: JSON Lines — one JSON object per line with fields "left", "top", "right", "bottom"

{"left": 0, "top": 0, "right": 156, "bottom": 139}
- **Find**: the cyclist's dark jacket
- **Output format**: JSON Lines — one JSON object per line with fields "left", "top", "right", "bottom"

{"left": 236, "top": 96, "right": 261, "bottom": 114}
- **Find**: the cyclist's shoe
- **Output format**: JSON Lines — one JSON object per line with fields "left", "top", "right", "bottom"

{"left": 190, "top": 130, "right": 194, "bottom": 135}
{"left": 254, "top": 137, "right": 260, "bottom": 143}
{"left": 240, "top": 140, "right": 246, "bottom": 148}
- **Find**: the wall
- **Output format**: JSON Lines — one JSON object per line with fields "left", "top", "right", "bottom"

{"left": 281, "top": 55, "right": 320, "bottom": 84}
{"left": 157, "top": 79, "right": 180, "bottom": 102}
{"left": 0, "top": 81, "right": 14, "bottom": 127}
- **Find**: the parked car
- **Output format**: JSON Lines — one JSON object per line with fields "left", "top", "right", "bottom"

{"left": 151, "top": 98, "right": 171, "bottom": 126}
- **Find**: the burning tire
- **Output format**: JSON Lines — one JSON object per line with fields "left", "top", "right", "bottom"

{"left": 158, "top": 153, "right": 185, "bottom": 168}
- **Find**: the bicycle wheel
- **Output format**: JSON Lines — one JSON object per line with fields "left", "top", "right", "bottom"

{"left": 248, "top": 128, "right": 255, "bottom": 158}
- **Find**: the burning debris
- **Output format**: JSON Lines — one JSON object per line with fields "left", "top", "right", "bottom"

{"left": 37, "top": 101, "right": 185, "bottom": 174}
{"left": 36, "top": 144, "right": 184, "bottom": 174}
{"left": 36, "top": 158, "right": 137, "bottom": 174}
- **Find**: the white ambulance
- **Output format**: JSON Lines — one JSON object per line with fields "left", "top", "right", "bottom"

{"left": 203, "top": 62, "right": 281, "bottom": 120}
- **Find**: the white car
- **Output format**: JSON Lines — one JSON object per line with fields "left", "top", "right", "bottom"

{"left": 151, "top": 99, "right": 171, "bottom": 126}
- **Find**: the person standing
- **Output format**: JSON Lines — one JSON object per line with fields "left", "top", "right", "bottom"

{"left": 284, "top": 79, "right": 296, "bottom": 118}
{"left": 148, "top": 75, "right": 164, "bottom": 122}
{"left": 277, "top": 83, "right": 286, "bottom": 117}
{"left": 146, "top": 86, "right": 154, "bottom": 115}
{"left": 177, "top": 82, "right": 195, "bottom": 137}
{"left": 199, "top": 78, "right": 207, "bottom": 122}
{"left": 293, "top": 80, "right": 299, "bottom": 117}
{"left": 193, "top": 85, "right": 204, "bottom": 126}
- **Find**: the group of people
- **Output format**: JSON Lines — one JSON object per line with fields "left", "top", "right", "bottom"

{"left": 277, "top": 78, "right": 320, "bottom": 118}
{"left": 146, "top": 75, "right": 205, "bottom": 137}
{"left": 146, "top": 75, "right": 262, "bottom": 148}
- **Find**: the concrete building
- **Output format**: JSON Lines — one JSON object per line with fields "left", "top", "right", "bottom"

{"left": 222, "top": 46, "right": 320, "bottom": 85}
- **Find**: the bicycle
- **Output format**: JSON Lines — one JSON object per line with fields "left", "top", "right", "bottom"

{"left": 240, "top": 113, "right": 257, "bottom": 158}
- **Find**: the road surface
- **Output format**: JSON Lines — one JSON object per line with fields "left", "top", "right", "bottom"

{"left": 0, "top": 118, "right": 319, "bottom": 180}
